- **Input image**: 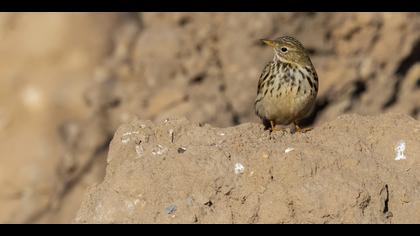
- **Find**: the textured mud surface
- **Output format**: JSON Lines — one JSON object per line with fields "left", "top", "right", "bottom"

{"left": 0, "top": 13, "right": 419, "bottom": 223}
{"left": 75, "top": 113, "right": 420, "bottom": 223}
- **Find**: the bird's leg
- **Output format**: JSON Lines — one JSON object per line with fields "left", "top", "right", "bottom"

{"left": 293, "top": 121, "right": 312, "bottom": 133}
{"left": 270, "top": 121, "right": 275, "bottom": 131}
{"left": 270, "top": 121, "right": 283, "bottom": 132}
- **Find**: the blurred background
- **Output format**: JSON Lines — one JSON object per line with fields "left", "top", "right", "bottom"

{"left": 0, "top": 12, "right": 418, "bottom": 223}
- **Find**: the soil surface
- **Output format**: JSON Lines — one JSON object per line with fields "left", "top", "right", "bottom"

{"left": 75, "top": 113, "right": 420, "bottom": 223}
{"left": 0, "top": 13, "right": 418, "bottom": 223}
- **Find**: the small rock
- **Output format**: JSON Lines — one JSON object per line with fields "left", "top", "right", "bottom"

{"left": 234, "top": 163, "right": 245, "bottom": 174}
{"left": 168, "top": 129, "right": 174, "bottom": 143}
{"left": 177, "top": 147, "right": 187, "bottom": 154}
{"left": 395, "top": 140, "right": 406, "bottom": 161}
{"left": 285, "top": 147, "right": 295, "bottom": 154}
{"left": 135, "top": 145, "right": 144, "bottom": 158}
{"left": 165, "top": 205, "right": 177, "bottom": 215}
{"left": 152, "top": 144, "right": 168, "bottom": 156}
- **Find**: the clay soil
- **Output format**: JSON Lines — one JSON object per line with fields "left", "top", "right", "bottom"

{"left": 0, "top": 13, "right": 419, "bottom": 223}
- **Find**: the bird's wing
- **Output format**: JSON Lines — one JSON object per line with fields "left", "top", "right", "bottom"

{"left": 256, "top": 62, "right": 272, "bottom": 95}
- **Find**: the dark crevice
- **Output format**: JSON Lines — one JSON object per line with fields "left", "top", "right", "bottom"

{"left": 383, "top": 184, "right": 389, "bottom": 215}
{"left": 344, "top": 79, "right": 367, "bottom": 112}
{"left": 325, "top": 30, "right": 332, "bottom": 41}
{"left": 232, "top": 113, "right": 240, "bottom": 126}
{"left": 189, "top": 72, "right": 206, "bottom": 85}
{"left": 178, "top": 16, "right": 191, "bottom": 27}
{"left": 382, "top": 77, "right": 402, "bottom": 109}
{"left": 351, "top": 80, "right": 367, "bottom": 99}
{"left": 108, "top": 98, "right": 121, "bottom": 108}
{"left": 299, "top": 97, "right": 330, "bottom": 127}
{"left": 269, "top": 167, "right": 274, "bottom": 181}
{"left": 384, "top": 39, "right": 420, "bottom": 109}
{"left": 343, "top": 27, "right": 361, "bottom": 41}
{"left": 367, "top": 20, "right": 383, "bottom": 51}
{"left": 60, "top": 134, "right": 113, "bottom": 199}
{"left": 416, "top": 78, "right": 420, "bottom": 88}
{"left": 224, "top": 189, "right": 232, "bottom": 196}
{"left": 196, "top": 43, "right": 203, "bottom": 52}
{"left": 395, "top": 39, "right": 420, "bottom": 76}
{"left": 306, "top": 48, "right": 316, "bottom": 55}
{"left": 177, "top": 147, "right": 186, "bottom": 154}
{"left": 225, "top": 103, "right": 240, "bottom": 126}
{"left": 411, "top": 107, "right": 419, "bottom": 118}
{"left": 369, "top": 32, "right": 381, "bottom": 51}
{"left": 219, "top": 84, "right": 226, "bottom": 92}
{"left": 379, "top": 62, "right": 386, "bottom": 69}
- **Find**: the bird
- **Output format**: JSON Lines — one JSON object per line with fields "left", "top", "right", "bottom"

{"left": 254, "top": 36, "right": 318, "bottom": 133}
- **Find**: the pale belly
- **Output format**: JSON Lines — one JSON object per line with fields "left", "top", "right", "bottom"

{"left": 255, "top": 86, "right": 315, "bottom": 125}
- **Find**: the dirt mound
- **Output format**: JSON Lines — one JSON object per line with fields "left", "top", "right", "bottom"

{"left": 75, "top": 113, "right": 420, "bottom": 223}
{"left": 1, "top": 13, "right": 419, "bottom": 223}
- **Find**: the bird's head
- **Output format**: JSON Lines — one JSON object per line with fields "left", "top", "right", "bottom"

{"left": 261, "top": 36, "right": 311, "bottom": 66}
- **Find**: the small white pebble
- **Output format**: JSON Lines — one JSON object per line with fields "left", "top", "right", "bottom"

{"left": 122, "top": 131, "right": 139, "bottom": 136}
{"left": 152, "top": 144, "right": 168, "bottom": 155}
{"left": 219, "top": 133, "right": 225, "bottom": 136}
{"left": 165, "top": 205, "right": 177, "bottom": 214}
{"left": 126, "top": 200, "right": 135, "bottom": 213}
{"left": 121, "top": 137, "right": 130, "bottom": 144}
{"left": 135, "top": 145, "right": 144, "bottom": 158}
{"left": 168, "top": 129, "right": 174, "bottom": 143}
{"left": 395, "top": 140, "right": 407, "bottom": 161}
{"left": 285, "top": 147, "right": 295, "bottom": 153}
{"left": 234, "top": 163, "right": 245, "bottom": 174}
{"left": 121, "top": 131, "right": 139, "bottom": 144}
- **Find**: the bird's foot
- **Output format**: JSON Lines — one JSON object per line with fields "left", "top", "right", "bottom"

{"left": 270, "top": 126, "right": 284, "bottom": 132}
{"left": 293, "top": 123, "right": 313, "bottom": 133}
{"left": 269, "top": 121, "right": 284, "bottom": 132}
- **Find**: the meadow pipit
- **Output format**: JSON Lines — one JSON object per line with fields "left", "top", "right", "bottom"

{"left": 254, "top": 36, "right": 318, "bottom": 132}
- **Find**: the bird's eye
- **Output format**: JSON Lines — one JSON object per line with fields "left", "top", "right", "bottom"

{"left": 281, "top": 47, "right": 288, "bottom": 52}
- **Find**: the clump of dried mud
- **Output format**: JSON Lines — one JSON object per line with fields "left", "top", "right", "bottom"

{"left": 75, "top": 113, "right": 420, "bottom": 224}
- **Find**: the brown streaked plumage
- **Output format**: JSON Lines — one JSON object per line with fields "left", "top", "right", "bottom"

{"left": 254, "top": 36, "right": 318, "bottom": 132}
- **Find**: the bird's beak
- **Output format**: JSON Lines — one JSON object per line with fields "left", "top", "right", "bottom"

{"left": 261, "top": 39, "right": 277, "bottom": 48}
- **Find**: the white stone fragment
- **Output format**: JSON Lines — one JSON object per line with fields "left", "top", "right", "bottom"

{"left": 395, "top": 140, "right": 407, "bottom": 161}
{"left": 234, "top": 163, "right": 245, "bottom": 174}
{"left": 152, "top": 144, "right": 168, "bottom": 156}
{"left": 285, "top": 147, "right": 295, "bottom": 153}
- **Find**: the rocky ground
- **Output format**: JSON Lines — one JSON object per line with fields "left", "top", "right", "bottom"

{"left": 0, "top": 13, "right": 419, "bottom": 223}
{"left": 75, "top": 113, "right": 420, "bottom": 223}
